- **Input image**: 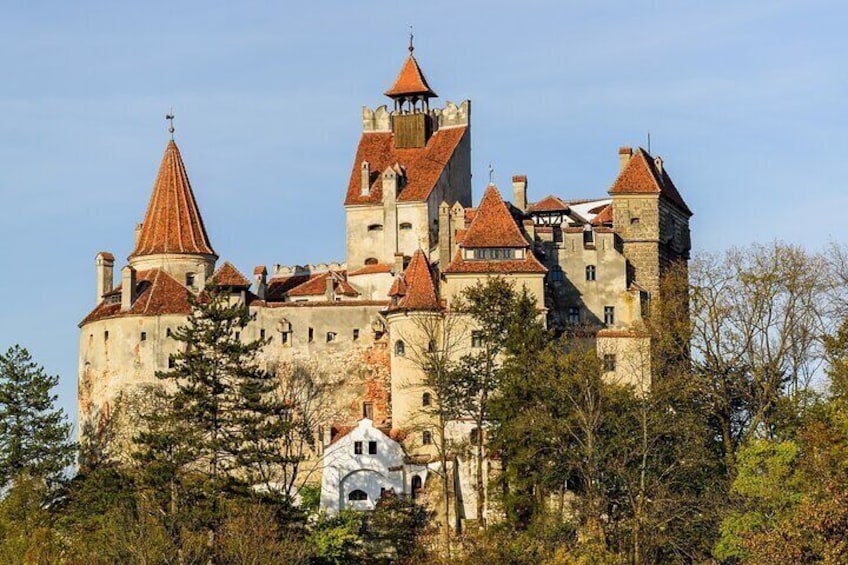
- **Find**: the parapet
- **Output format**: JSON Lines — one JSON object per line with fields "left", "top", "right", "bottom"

{"left": 361, "top": 100, "right": 470, "bottom": 133}
{"left": 273, "top": 262, "right": 347, "bottom": 276}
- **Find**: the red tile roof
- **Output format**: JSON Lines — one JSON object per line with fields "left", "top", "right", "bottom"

{"left": 130, "top": 140, "right": 216, "bottom": 258}
{"left": 609, "top": 147, "right": 692, "bottom": 216}
{"left": 211, "top": 261, "right": 251, "bottom": 288}
{"left": 442, "top": 250, "right": 548, "bottom": 274}
{"left": 529, "top": 195, "right": 569, "bottom": 213}
{"left": 286, "top": 271, "right": 359, "bottom": 298}
{"left": 97, "top": 251, "right": 115, "bottom": 262}
{"left": 80, "top": 268, "right": 193, "bottom": 325}
{"left": 591, "top": 203, "right": 613, "bottom": 226}
{"left": 265, "top": 274, "right": 312, "bottom": 301}
{"left": 344, "top": 127, "right": 468, "bottom": 206}
{"left": 349, "top": 264, "right": 394, "bottom": 276}
{"left": 384, "top": 54, "right": 437, "bottom": 98}
{"left": 460, "top": 185, "right": 528, "bottom": 248}
{"left": 253, "top": 266, "right": 267, "bottom": 276}
{"left": 387, "top": 250, "right": 440, "bottom": 311}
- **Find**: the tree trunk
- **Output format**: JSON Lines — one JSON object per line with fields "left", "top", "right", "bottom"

{"left": 475, "top": 396, "right": 486, "bottom": 528}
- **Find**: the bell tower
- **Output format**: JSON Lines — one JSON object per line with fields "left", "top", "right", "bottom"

{"left": 384, "top": 34, "right": 438, "bottom": 149}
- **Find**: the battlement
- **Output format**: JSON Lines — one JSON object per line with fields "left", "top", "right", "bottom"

{"left": 272, "top": 262, "right": 347, "bottom": 277}
{"left": 361, "top": 100, "right": 470, "bottom": 133}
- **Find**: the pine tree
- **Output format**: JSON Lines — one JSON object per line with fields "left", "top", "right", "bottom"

{"left": 0, "top": 345, "right": 74, "bottom": 490}
{"left": 133, "top": 287, "right": 286, "bottom": 563}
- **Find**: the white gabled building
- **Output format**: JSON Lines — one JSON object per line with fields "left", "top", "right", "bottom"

{"left": 320, "top": 418, "right": 428, "bottom": 514}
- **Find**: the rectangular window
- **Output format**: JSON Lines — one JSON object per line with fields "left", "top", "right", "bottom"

{"left": 362, "top": 402, "right": 374, "bottom": 420}
{"left": 567, "top": 307, "right": 580, "bottom": 325}
{"left": 354, "top": 441, "right": 363, "bottom": 455}
{"left": 308, "top": 328, "right": 314, "bottom": 343}
{"left": 104, "top": 331, "right": 109, "bottom": 341}
{"left": 140, "top": 331, "right": 147, "bottom": 341}
{"left": 353, "top": 329, "right": 360, "bottom": 341}
{"left": 368, "top": 441, "right": 377, "bottom": 455}
{"left": 603, "top": 354, "right": 616, "bottom": 372}
{"left": 604, "top": 306, "right": 615, "bottom": 326}
{"left": 185, "top": 273, "right": 195, "bottom": 288}
{"left": 235, "top": 331, "right": 240, "bottom": 340}
{"left": 472, "top": 248, "right": 516, "bottom": 260}
{"left": 260, "top": 329, "right": 266, "bottom": 340}
{"left": 327, "top": 332, "right": 336, "bottom": 343}
{"left": 471, "top": 331, "right": 483, "bottom": 348}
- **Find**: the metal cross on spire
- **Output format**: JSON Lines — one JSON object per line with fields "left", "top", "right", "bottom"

{"left": 409, "top": 26, "right": 414, "bottom": 53}
{"left": 165, "top": 108, "right": 175, "bottom": 140}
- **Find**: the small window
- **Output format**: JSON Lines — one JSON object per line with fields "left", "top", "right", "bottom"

{"left": 364, "top": 257, "right": 378, "bottom": 266}
{"left": 281, "top": 331, "right": 289, "bottom": 344}
{"left": 166, "top": 328, "right": 172, "bottom": 337}
{"left": 367, "top": 224, "right": 383, "bottom": 232}
{"left": 140, "top": 331, "right": 147, "bottom": 342}
{"left": 422, "top": 392, "right": 432, "bottom": 407}
{"left": 603, "top": 354, "right": 617, "bottom": 372}
{"left": 567, "top": 307, "right": 580, "bottom": 325}
{"left": 185, "top": 273, "right": 196, "bottom": 287}
{"left": 630, "top": 217, "right": 640, "bottom": 225}
{"left": 586, "top": 265, "right": 596, "bottom": 281}
{"left": 395, "top": 340, "right": 405, "bottom": 356}
{"left": 308, "top": 328, "right": 314, "bottom": 343}
{"left": 604, "top": 306, "right": 615, "bottom": 326}
{"left": 583, "top": 227, "right": 594, "bottom": 246}
{"left": 168, "top": 356, "right": 175, "bottom": 369}
{"left": 104, "top": 331, "right": 109, "bottom": 341}
{"left": 354, "top": 441, "right": 363, "bottom": 455}
{"left": 363, "top": 402, "right": 374, "bottom": 420}
{"left": 353, "top": 329, "right": 360, "bottom": 341}
{"left": 327, "top": 332, "right": 336, "bottom": 343}
{"left": 422, "top": 431, "right": 432, "bottom": 445}
{"left": 471, "top": 331, "right": 483, "bottom": 349}
{"left": 411, "top": 476, "right": 422, "bottom": 498}
{"left": 260, "top": 329, "right": 266, "bottom": 340}
{"left": 368, "top": 441, "right": 377, "bottom": 454}
{"left": 551, "top": 266, "right": 564, "bottom": 282}
{"left": 235, "top": 331, "right": 240, "bottom": 340}
{"left": 399, "top": 222, "right": 413, "bottom": 230}
{"left": 348, "top": 489, "right": 367, "bottom": 501}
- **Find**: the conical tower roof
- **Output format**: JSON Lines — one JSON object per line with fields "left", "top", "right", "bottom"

{"left": 130, "top": 140, "right": 216, "bottom": 258}
{"left": 461, "top": 185, "right": 528, "bottom": 248}
{"left": 384, "top": 53, "right": 437, "bottom": 98}
{"left": 387, "top": 250, "right": 440, "bottom": 311}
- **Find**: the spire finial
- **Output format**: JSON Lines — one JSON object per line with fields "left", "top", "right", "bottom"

{"left": 488, "top": 163, "right": 494, "bottom": 185}
{"left": 165, "top": 108, "right": 175, "bottom": 140}
{"left": 409, "top": 26, "right": 414, "bottom": 53}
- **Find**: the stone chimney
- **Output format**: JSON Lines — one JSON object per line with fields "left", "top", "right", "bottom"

{"left": 325, "top": 275, "right": 335, "bottom": 301}
{"left": 95, "top": 251, "right": 115, "bottom": 303}
{"left": 360, "top": 161, "right": 370, "bottom": 196}
{"left": 450, "top": 202, "right": 465, "bottom": 258}
{"left": 253, "top": 266, "right": 267, "bottom": 299}
{"left": 618, "top": 147, "right": 633, "bottom": 171}
{"left": 121, "top": 266, "right": 137, "bottom": 311}
{"left": 438, "top": 202, "right": 451, "bottom": 269}
{"left": 134, "top": 223, "right": 143, "bottom": 248}
{"left": 394, "top": 252, "right": 405, "bottom": 275}
{"left": 512, "top": 175, "right": 528, "bottom": 212}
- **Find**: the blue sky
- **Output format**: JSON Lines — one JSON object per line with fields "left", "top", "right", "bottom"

{"left": 1, "top": 1, "right": 846, "bottom": 426}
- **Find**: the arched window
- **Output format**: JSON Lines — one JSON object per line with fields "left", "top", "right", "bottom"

{"left": 422, "top": 392, "right": 431, "bottom": 407}
{"left": 367, "top": 224, "right": 383, "bottom": 232}
{"left": 364, "top": 257, "right": 378, "bottom": 266}
{"left": 411, "top": 475, "right": 422, "bottom": 499}
{"left": 422, "top": 431, "right": 432, "bottom": 445}
{"left": 586, "top": 265, "right": 596, "bottom": 281}
{"left": 399, "top": 222, "right": 413, "bottom": 230}
{"left": 395, "top": 340, "right": 405, "bottom": 356}
{"left": 348, "top": 489, "right": 367, "bottom": 501}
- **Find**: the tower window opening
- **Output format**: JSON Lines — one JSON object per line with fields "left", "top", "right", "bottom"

{"left": 604, "top": 306, "right": 615, "bottom": 326}
{"left": 399, "top": 222, "right": 413, "bottom": 230}
{"left": 422, "top": 431, "right": 432, "bottom": 445}
{"left": 260, "top": 329, "right": 266, "bottom": 340}
{"left": 471, "top": 331, "right": 484, "bottom": 349}
{"left": 140, "top": 331, "right": 147, "bottom": 342}
{"left": 586, "top": 265, "right": 596, "bottom": 281}
{"left": 395, "top": 340, "right": 405, "bottom": 356}
{"left": 185, "top": 273, "right": 196, "bottom": 288}
{"left": 367, "top": 224, "right": 383, "bottom": 232}
{"left": 364, "top": 257, "right": 378, "bottom": 266}
{"left": 166, "top": 328, "right": 171, "bottom": 337}
{"left": 411, "top": 475, "right": 422, "bottom": 499}
{"left": 327, "top": 331, "right": 336, "bottom": 343}
{"left": 168, "top": 356, "right": 175, "bottom": 369}
{"left": 422, "top": 392, "right": 432, "bottom": 407}
{"left": 353, "top": 328, "right": 360, "bottom": 341}
{"left": 308, "top": 328, "right": 314, "bottom": 343}
{"left": 104, "top": 331, "right": 109, "bottom": 341}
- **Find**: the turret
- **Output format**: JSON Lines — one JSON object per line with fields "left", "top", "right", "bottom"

{"left": 95, "top": 252, "right": 115, "bottom": 303}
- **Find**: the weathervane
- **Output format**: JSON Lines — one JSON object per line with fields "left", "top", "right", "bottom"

{"left": 488, "top": 163, "right": 494, "bottom": 185}
{"left": 165, "top": 108, "right": 175, "bottom": 139}
{"left": 409, "top": 26, "right": 414, "bottom": 53}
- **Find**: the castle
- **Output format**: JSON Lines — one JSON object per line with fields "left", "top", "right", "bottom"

{"left": 78, "top": 43, "right": 691, "bottom": 523}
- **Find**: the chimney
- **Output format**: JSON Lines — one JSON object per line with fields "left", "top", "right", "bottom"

{"left": 134, "top": 223, "right": 143, "bottom": 247}
{"left": 360, "top": 161, "right": 370, "bottom": 196}
{"left": 253, "top": 266, "right": 267, "bottom": 299}
{"left": 95, "top": 252, "right": 115, "bottom": 303}
{"left": 325, "top": 275, "right": 335, "bottom": 301}
{"left": 618, "top": 147, "right": 633, "bottom": 171}
{"left": 450, "top": 202, "right": 465, "bottom": 257}
{"left": 121, "top": 266, "right": 137, "bottom": 311}
{"left": 512, "top": 175, "right": 528, "bottom": 212}
{"left": 394, "top": 252, "right": 405, "bottom": 275}
{"left": 438, "top": 202, "right": 451, "bottom": 270}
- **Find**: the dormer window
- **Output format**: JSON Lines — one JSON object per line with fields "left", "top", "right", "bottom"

{"left": 368, "top": 224, "right": 383, "bottom": 232}
{"left": 471, "top": 248, "right": 516, "bottom": 260}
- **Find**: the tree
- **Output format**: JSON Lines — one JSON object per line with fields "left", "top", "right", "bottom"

{"left": 0, "top": 345, "right": 74, "bottom": 490}
{"left": 132, "top": 287, "right": 286, "bottom": 563}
